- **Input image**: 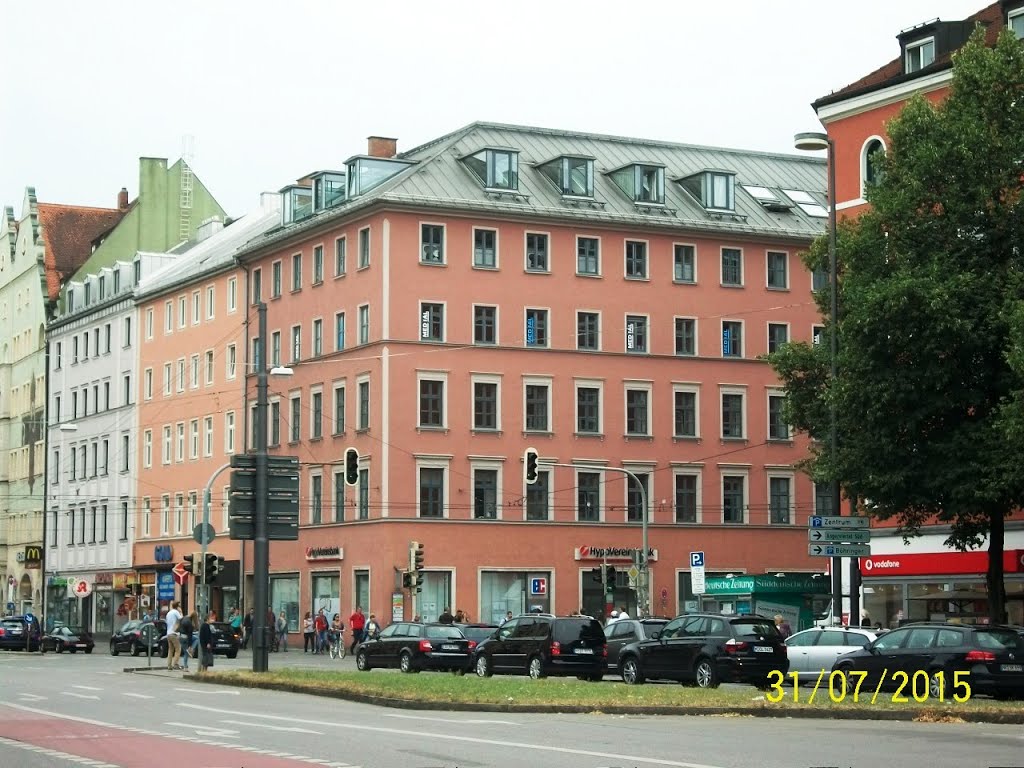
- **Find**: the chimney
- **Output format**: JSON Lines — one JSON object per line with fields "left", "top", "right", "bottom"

{"left": 117, "top": 187, "right": 129, "bottom": 211}
{"left": 195, "top": 216, "right": 224, "bottom": 242}
{"left": 367, "top": 136, "right": 398, "bottom": 158}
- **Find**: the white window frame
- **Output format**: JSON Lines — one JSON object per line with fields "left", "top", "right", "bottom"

{"left": 672, "top": 241, "right": 698, "bottom": 284}
{"left": 226, "top": 343, "right": 237, "bottom": 380}
{"left": 522, "top": 374, "right": 554, "bottom": 434}
{"left": 416, "top": 370, "right": 449, "bottom": 430}
{"left": 523, "top": 229, "right": 551, "bottom": 273}
{"left": 206, "top": 284, "right": 215, "bottom": 320}
{"left": 205, "top": 349, "right": 215, "bottom": 386}
{"left": 623, "top": 238, "right": 650, "bottom": 280}
{"left": 575, "top": 308, "right": 602, "bottom": 352}
{"left": 767, "top": 471, "right": 796, "bottom": 526}
{"left": 415, "top": 456, "right": 452, "bottom": 519}
{"left": 418, "top": 299, "right": 447, "bottom": 343}
{"left": 674, "top": 315, "right": 698, "bottom": 357}
{"left": 161, "top": 495, "right": 170, "bottom": 536}
{"left": 720, "top": 246, "right": 744, "bottom": 287}
{"left": 575, "top": 466, "right": 605, "bottom": 523}
{"left": 164, "top": 300, "right": 173, "bottom": 333}
{"left": 145, "top": 308, "right": 154, "bottom": 340}
{"left": 142, "top": 429, "right": 152, "bottom": 468}
{"left": 767, "top": 388, "right": 791, "bottom": 441}
{"left": 190, "top": 418, "right": 200, "bottom": 460}
{"left": 575, "top": 234, "right": 602, "bottom": 277}
{"left": 356, "top": 373, "right": 371, "bottom": 431}
{"left": 719, "top": 385, "right": 748, "bottom": 440}
{"left": 227, "top": 276, "right": 238, "bottom": 313}
{"left": 472, "top": 303, "right": 499, "bottom": 346}
{"left": 271, "top": 259, "right": 283, "bottom": 298}
{"left": 358, "top": 226, "right": 371, "bottom": 269}
{"left": 765, "top": 249, "right": 789, "bottom": 290}
{"left": 623, "top": 380, "right": 653, "bottom": 437}
{"left": 142, "top": 497, "right": 151, "bottom": 538}
{"left": 573, "top": 377, "right": 604, "bottom": 436}
{"left": 190, "top": 353, "right": 200, "bottom": 389}
{"left": 671, "top": 382, "right": 701, "bottom": 440}
{"left": 722, "top": 318, "right": 744, "bottom": 359}
{"left": 470, "top": 459, "right": 504, "bottom": 521}
{"left": 672, "top": 466, "right": 703, "bottom": 524}
{"left": 358, "top": 304, "right": 370, "bottom": 345}
{"left": 419, "top": 221, "right": 447, "bottom": 265}
{"left": 334, "top": 236, "right": 347, "bottom": 277}
{"left": 471, "top": 225, "right": 500, "bottom": 269}
{"left": 905, "top": 36, "right": 935, "bottom": 74}
{"left": 203, "top": 416, "right": 214, "bottom": 457}
{"left": 624, "top": 312, "right": 650, "bottom": 354}
{"left": 143, "top": 367, "right": 153, "bottom": 400}
{"left": 176, "top": 422, "right": 185, "bottom": 463}
{"left": 621, "top": 461, "right": 655, "bottom": 523}
{"left": 191, "top": 290, "right": 201, "bottom": 325}
{"left": 470, "top": 373, "right": 502, "bottom": 432}
{"left": 332, "top": 380, "right": 346, "bottom": 435}
{"left": 1010, "top": 7, "right": 1024, "bottom": 37}
{"left": 162, "top": 426, "right": 172, "bottom": 465}
{"left": 309, "top": 471, "right": 324, "bottom": 524}
{"left": 524, "top": 306, "right": 551, "bottom": 349}
{"left": 310, "top": 386, "right": 324, "bottom": 439}
{"left": 860, "top": 135, "right": 888, "bottom": 196}
{"left": 767, "top": 321, "right": 791, "bottom": 355}
{"left": 225, "top": 411, "right": 236, "bottom": 454}
{"left": 720, "top": 468, "right": 750, "bottom": 525}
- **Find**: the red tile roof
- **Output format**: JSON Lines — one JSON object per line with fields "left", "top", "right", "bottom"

{"left": 813, "top": 2, "right": 1003, "bottom": 109}
{"left": 36, "top": 203, "right": 127, "bottom": 302}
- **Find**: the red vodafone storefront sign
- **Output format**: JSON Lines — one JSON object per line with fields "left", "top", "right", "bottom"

{"left": 861, "top": 549, "right": 1024, "bottom": 576}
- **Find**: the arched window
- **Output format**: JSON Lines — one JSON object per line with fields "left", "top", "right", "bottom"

{"left": 862, "top": 137, "right": 887, "bottom": 192}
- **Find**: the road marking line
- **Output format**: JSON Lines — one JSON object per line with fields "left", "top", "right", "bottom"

{"left": 384, "top": 713, "right": 517, "bottom": 725}
{"left": 164, "top": 721, "right": 239, "bottom": 739}
{"left": 122, "top": 693, "right": 153, "bottom": 699}
{"left": 220, "top": 719, "right": 323, "bottom": 735}
{"left": 0, "top": 734, "right": 120, "bottom": 768}
{"left": 173, "top": 687, "right": 239, "bottom": 695}
{"left": 178, "top": 702, "right": 726, "bottom": 768}
{"left": 64, "top": 692, "right": 100, "bottom": 700}
{"left": 72, "top": 685, "right": 103, "bottom": 691}
{"left": 16, "top": 693, "right": 46, "bottom": 701}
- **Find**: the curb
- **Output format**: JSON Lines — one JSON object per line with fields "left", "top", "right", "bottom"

{"left": 184, "top": 675, "right": 1024, "bottom": 724}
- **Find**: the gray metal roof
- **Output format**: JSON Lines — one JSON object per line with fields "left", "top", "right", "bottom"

{"left": 242, "top": 121, "right": 827, "bottom": 257}
{"left": 136, "top": 194, "right": 281, "bottom": 300}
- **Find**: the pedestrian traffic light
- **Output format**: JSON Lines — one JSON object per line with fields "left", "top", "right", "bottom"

{"left": 590, "top": 567, "right": 602, "bottom": 583}
{"left": 410, "top": 541, "right": 425, "bottom": 573}
{"left": 183, "top": 553, "right": 197, "bottom": 575}
{"left": 402, "top": 571, "right": 414, "bottom": 589}
{"left": 344, "top": 447, "right": 360, "bottom": 486}
{"left": 204, "top": 553, "right": 223, "bottom": 584}
{"left": 524, "top": 447, "right": 539, "bottom": 485}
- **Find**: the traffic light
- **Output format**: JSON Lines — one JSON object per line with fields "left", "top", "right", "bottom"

{"left": 604, "top": 564, "right": 617, "bottom": 583}
{"left": 203, "top": 553, "right": 224, "bottom": 584}
{"left": 345, "top": 447, "right": 360, "bottom": 486}
{"left": 183, "top": 553, "right": 197, "bottom": 576}
{"left": 402, "top": 571, "right": 414, "bottom": 589}
{"left": 590, "top": 567, "right": 602, "bottom": 583}
{"left": 524, "top": 447, "right": 539, "bottom": 485}
{"left": 410, "top": 541, "right": 425, "bottom": 572}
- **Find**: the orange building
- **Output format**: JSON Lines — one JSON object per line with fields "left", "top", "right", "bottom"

{"left": 229, "top": 123, "right": 831, "bottom": 629}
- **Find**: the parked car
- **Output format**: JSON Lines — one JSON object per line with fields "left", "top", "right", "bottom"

{"left": 785, "top": 626, "right": 877, "bottom": 682}
{"left": 0, "top": 615, "right": 41, "bottom": 651}
{"left": 455, "top": 623, "right": 500, "bottom": 645}
{"left": 832, "top": 622, "right": 1024, "bottom": 700}
{"left": 617, "top": 613, "right": 788, "bottom": 688}
{"left": 209, "top": 621, "right": 240, "bottom": 658}
{"left": 356, "top": 622, "right": 474, "bottom": 673}
{"left": 473, "top": 614, "right": 607, "bottom": 680}
{"left": 605, "top": 618, "right": 669, "bottom": 673}
{"left": 109, "top": 619, "right": 167, "bottom": 657}
{"left": 41, "top": 626, "right": 94, "bottom": 654}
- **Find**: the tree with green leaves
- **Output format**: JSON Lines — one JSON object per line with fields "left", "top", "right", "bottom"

{"left": 772, "top": 28, "right": 1024, "bottom": 625}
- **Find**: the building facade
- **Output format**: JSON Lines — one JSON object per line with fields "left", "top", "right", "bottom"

{"left": 228, "top": 124, "right": 830, "bottom": 631}
{"left": 811, "top": 1, "right": 1024, "bottom": 625}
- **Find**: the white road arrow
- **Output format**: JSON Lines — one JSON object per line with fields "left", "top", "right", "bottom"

{"left": 164, "top": 721, "right": 239, "bottom": 738}
{"left": 220, "top": 719, "right": 323, "bottom": 735}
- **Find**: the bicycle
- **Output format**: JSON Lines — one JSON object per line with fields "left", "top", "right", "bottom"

{"left": 328, "top": 630, "right": 346, "bottom": 660}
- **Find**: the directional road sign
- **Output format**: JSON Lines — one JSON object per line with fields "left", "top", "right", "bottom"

{"left": 808, "top": 515, "right": 870, "bottom": 529}
{"left": 808, "top": 529, "right": 871, "bottom": 543}
{"left": 690, "top": 551, "right": 706, "bottom": 595}
{"left": 193, "top": 522, "right": 216, "bottom": 546}
{"left": 808, "top": 543, "right": 872, "bottom": 557}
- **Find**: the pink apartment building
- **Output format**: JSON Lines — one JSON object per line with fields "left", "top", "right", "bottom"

{"left": 227, "top": 123, "right": 830, "bottom": 629}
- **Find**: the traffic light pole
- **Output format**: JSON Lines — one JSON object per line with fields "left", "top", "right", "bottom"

{"left": 200, "top": 462, "right": 232, "bottom": 623}
{"left": 253, "top": 303, "right": 270, "bottom": 673}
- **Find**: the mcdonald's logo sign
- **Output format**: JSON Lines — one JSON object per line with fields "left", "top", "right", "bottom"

{"left": 23, "top": 546, "right": 42, "bottom": 568}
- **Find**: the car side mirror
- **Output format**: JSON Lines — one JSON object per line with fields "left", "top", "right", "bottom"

{"left": 650, "top": 630, "right": 661, "bottom": 640}
{"left": 864, "top": 643, "right": 874, "bottom": 652}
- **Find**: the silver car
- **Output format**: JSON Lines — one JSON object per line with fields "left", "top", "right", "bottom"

{"left": 785, "top": 626, "right": 878, "bottom": 682}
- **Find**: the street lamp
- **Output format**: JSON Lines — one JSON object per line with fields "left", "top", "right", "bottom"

{"left": 794, "top": 130, "right": 843, "bottom": 625}
{"left": 269, "top": 366, "right": 294, "bottom": 377}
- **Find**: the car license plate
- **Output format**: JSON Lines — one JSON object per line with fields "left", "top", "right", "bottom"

{"left": 441, "top": 644, "right": 459, "bottom": 651}
{"left": 754, "top": 645, "right": 774, "bottom": 653}
{"left": 1001, "top": 664, "right": 1023, "bottom": 672}
{"left": 574, "top": 647, "right": 594, "bottom": 654}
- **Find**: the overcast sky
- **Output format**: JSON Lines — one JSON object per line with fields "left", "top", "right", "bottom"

{"left": 0, "top": 0, "right": 988, "bottom": 218}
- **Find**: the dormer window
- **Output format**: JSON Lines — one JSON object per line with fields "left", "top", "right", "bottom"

{"left": 464, "top": 148, "right": 519, "bottom": 191}
{"left": 281, "top": 185, "right": 313, "bottom": 225}
{"left": 133, "top": 258, "right": 141, "bottom": 285}
{"left": 98, "top": 274, "right": 106, "bottom": 300}
{"left": 345, "top": 157, "right": 412, "bottom": 198}
{"left": 113, "top": 268, "right": 121, "bottom": 294}
{"left": 610, "top": 164, "right": 665, "bottom": 205}
{"left": 905, "top": 37, "right": 935, "bottom": 73}
{"left": 1010, "top": 7, "right": 1024, "bottom": 38}
{"left": 679, "top": 170, "right": 736, "bottom": 212}
{"left": 312, "top": 172, "right": 347, "bottom": 211}
{"left": 538, "top": 155, "right": 594, "bottom": 197}
{"left": 84, "top": 281, "right": 92, "bottom": 305}
{"left": 67, "top": 289, "right": 75, "bottom": 313}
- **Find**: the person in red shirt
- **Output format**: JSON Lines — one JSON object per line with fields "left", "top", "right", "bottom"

{"left": 314, "top": 609, "right": 329, "bottom": 654}
{"left": 348, "top": 606, "right": 366, "bottom": 655}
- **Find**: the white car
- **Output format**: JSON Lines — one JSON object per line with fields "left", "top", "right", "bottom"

{"left": 784, "top": 626, "right": 878, "bottom": 682}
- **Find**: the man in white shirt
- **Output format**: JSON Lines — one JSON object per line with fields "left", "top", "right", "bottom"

{"left": 164, "top": 601, "right": 183, "bottom": 670}
{"left": 617, "top": 605, "right": 631, "bottom": 621}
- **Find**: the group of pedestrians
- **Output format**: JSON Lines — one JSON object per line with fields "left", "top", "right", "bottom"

{"left": 162, "top": 600, "right": 216, "bottom": 673}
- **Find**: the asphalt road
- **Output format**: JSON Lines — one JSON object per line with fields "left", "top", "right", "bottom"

{"left": 1, "top": 648, "right": 1022, "bottom": 768}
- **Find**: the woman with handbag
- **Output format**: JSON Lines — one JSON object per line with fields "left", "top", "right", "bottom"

{"left": 198, "top": 611, "right": 215, "bottom": 673}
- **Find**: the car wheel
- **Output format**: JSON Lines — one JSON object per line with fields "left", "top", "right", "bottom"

{"left": 130, "top": 644, "right": 139, "bottom": 657}
{"left": 928, "top": 670, "right": 945, "bottom": 699}
{"left": 528, "top": 655, "right": 546, "bottom": 679}
{"left": 475, "top": 654, "right": 493, "bottom": 678}
{"left": 694, "top": 658, "right": 720, "bottom": 689}
{"left": 56, "top": 641, "right": 64, "bottom": 654}
{"left": 621, "top": 656, "right": 645, "bottom": 685}
{"left": 85, "top": 648, "right": 92, "bottom": 654}
{"left": 356, "top": 650, "right": 371, "bottom": 671}
{"left": 399, "top": 652, "right": 415, "bottom": 674}
{"left": 40, "top": 643, "right": 47, "bottom": 655}
{"left": 227, "top": 651, "right": 238, "bottom": 659}
{"left": 69, "top": 647, "right": 77, "bottom": 654}
{"left": 110, "top": 641, "right": 119, "bottom": 657}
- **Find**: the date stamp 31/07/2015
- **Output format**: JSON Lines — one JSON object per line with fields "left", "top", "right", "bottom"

{"left": 764, "top": 669, "right": 973, "bottom": 704}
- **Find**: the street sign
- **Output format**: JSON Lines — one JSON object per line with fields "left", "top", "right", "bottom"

{"left": 193, "top": 522, "right": 216, "bottom": 546}
{"left": 172, "top": 562, "right": 189, "bottom": 585}
{"left": 809, "top": 515, "right": 870, "bottom": 529}
{"left": 530, "top": 577, "right": 547, "bottom": 596}
{"left": 156, "top": 572, "right": 175, "bottom": 600}
{"left": 72, "top": 578, "right": 92, "bottom": 599}
{"left": 808, "top": 529, "right": 871, "bottom": 543}
{"left": 627, "top": 565, "right": 640, "bottom": 581}
{"left": 690, "top": 551, "right": 706, "bottom": 595}
{"left": 5, "top": 602, "right": 14, "bottom": 613}
{"left": 808, "top": 543, "right": 872, "bottom": 557}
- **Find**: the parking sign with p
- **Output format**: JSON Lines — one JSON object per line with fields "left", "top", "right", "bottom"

{"left": 690, "top": 551, "right": 705, "bottom": 568}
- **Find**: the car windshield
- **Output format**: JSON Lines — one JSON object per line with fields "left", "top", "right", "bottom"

{"left": 459, "top": 626, "right": 497, "bottom": 641}
{"left": 552, "top": 618, "right": 605, "bottom": 645}
{"left": 426, "top": 625, "right": 465, "bottom": 640}
{"left": 120, "top": 621, "right": 141, "bottom": 632}
{"left": 211, "top": 623, "right": 232, "bottom": 631}
{"left": 731, "top": 619, "right": 780, "bottom": 639}
{"left": 976, "top": 629, "right": 1022, "bottom": 650}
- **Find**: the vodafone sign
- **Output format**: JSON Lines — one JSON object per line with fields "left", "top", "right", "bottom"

{"left": 861, "top": 549, "right": 1024, "bottom": 577}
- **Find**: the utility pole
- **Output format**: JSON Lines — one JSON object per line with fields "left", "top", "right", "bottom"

{"left": 252, "top": 303, "right": 270, "bottom": 673}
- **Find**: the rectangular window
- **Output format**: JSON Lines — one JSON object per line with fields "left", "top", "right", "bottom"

{"left": 577, "top": 472, "right": 600, "bottom": 521}
{"left": 162, "top": 426, "right": 171, "bottom": 465}
{"left": 89, "top": 506, "right": 96, "bottom": 543}
{"left": 421, "top": 224, "right": 444, "bottom": 264}
{"left": 204, "top": 416, "right": 213, "bottom": 457}
{"left": 770, "top": 476, "right": 791, "bottom": 524}
{"left": 205, "top": 350, "right": 215, "bottom": 385}
{"left": 473, "top": 305, "right": 496, "bottom": 345}
{"left": 142, "top": 498, "right": 151, "bottom": 538}
{"left": 292, "top": 252, "right": 303, "bottom": 291}
{"left": 55, "top": 341, "right": 62, "bottom": 369}
{"left": 252, "top": 268, "right": 262, "bottom": 304}
{"left": 333, "top": 385, "right": 345, "bottom": 434}
{"left": 723, "top": 475, "right": 745, "bottom": 524}
{"left": 145, "top": 309, "right": 154, "bottom": 340}
{"left": 312, "top": 245, "right": 324, "bottom": 284}
{"left": 176, "top": 423, "right": 185, "bottom": 462}
{"left": 291, "top": 325, "right": 301, "bottom": 362}
{"left": 473, "top": 382, "right": 497, "bottom": 430}
{"left": 358, "top": 468, "right": 369, "bottom": 519}
{"left": 271, "top": 261, "right": 282, "bottom": 298}
{"left": 625, "top": 240, "right": 647, "bottom": 279}
{"left": 162, "top": 363, "right": 171, "bottom": 395}
{"left": 768, "top": 393, "right": 789, "bottom": 440}
{"left": 225, "top": 411, "right": 236, "bottom": 453}
{"left": 577, "top": 311, "right": 599, "bottom": 351}
{"left": 815, "top": 482, "right": 834, "bottom": 516}
{"left": 358, "top": 380, "right": 370, "bottom": 430}
{"left": 311, "top": 474, "right": 323, "bottom": 524}
{"left": 333, "top": 472, "right": 345, "bottom": 522}
{"left": 812, "top": 325, "right": 825, "bottom": 346}
{"left": 525, "top": 308, "right": 548, "bottom": 347}
{"left": 290, "top": 396, "right": 301, "bottom": 442}
{"left": 164, "top": 301, "right": 173, "bottom": 333}
{"left": 526, "top": 470, "right": 550, "bottom": 521}
{"left": 228, "top": 276, "right": 237, "bottom": 312}
{"left": 358, "top": 227, "right": 370, "bottom": 268}
{"left": 226, "top": 344, "right": 237, "bottom": 379}
{"left": 905, "top": 37, "right": 935, "bottom": 73}
{"left": 358, "top": 305, "right": 369, "bottom": 344}
{"left": 335, "top": 312, "right": 346, "bottom": 351}
{"left": 335, "top": 236, "right": 347, "bottom": 276}
{"left": 577, "top": 386, "right": 600, "bottom": 434}
{"left": 577, "top": 236, "right": 599, "bottom": 275}
{"left": 674, "top": 474, "right": 698, "bottom": 523}
{"left": 767, "top": 251, "right": 788, "bottom": 289}
{"left": 721, "top": 247, "right": 743, "bottom": 286}
{"left": 626, "top": 389, "right": 649, "bottom": 436}
{"left": 674, "top": 390, "right": 697, "bottom": 438}
{"left": 144, "top": 368, "right": 153, "bottom": 400}
{"left": 674, "top": 244, "right": 696, "bottom": 283}
{"left": 270, "top": 333, "right": 281, "bottom": 368}
{"left": 189, "top": 419, "right": 199, "bottom": 459}
{"left": 122, "top": 373, "right": 131, "bottom": 405}
{"left": 113, "top": 321, "right": 120, "bottom": 350}
{"left": 161, "top": 495, "right": 170, "bottom": 535}
{"left": 525, "top": 384, "right": 549, "bottom": 431}
{"left": 1011, "top": 8, "right": 1024, "bottom": 38}
{"left": 525, "top": 232, "right": 548, "bottom": 271}
{"left": 311, "top": 391, "right": 323, "bottom": 439}
{"left": 722, "top": 392, "right": 745, "bottom": 439}
{"left": 73, "top": 336, "right": 79, "bottom": 363}
{"left": 473, "top": 469, "right": 498, "bottom": 519}
{"left": 83, "top": 332, "right": 89, "bottom": 359}
{"left": 189, "top": 491, "right": 197, "bottom": 530}
{"left": 188, "top": 354, "right": 198, "bottom": 389}
{"left": 419, "top": 467, "right": 445, "bottom": 518}
{"left": 419, "top": 379, "right": 444, "bottom": 428}
{"left": 812, "top": 267, "right": 828, "bottom": 292}
{"left": 420, "top": 302, "right": 444, "bottom": 342}
{"left": 625, "top": 315, "right": 647, "bottom": 353}
{"left": 627, "top": 473, "right": 649, "bottom": 522}
{"left": 313, "top": 319, "right": 323, "bottom": 356}
{"left": 143, "top": 430, "right": 152, "bottom": 468}
{"left": 767, "top": 323, "right": 789, "bottom": 354}
{"left": 473, "top": 228, "right": 497, "bottom": 268}
{"left": 206, "top": 285, "right": 215, "bottom": 319}
{"left": 191, "top": 291, "right": 201, "bottom": 324}
{"left": 722, "top": 320, "right": 743, "bottom": 358}
{"left": 674, "top": 317, "right": 696, "bottom": 356}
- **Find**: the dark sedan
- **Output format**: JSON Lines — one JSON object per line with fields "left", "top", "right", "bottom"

{"left": 109, "top": 620, "right": 167, "bottom": 656}
{"left": 0, "top": 616, "right": 41, "bottom": 651}
{"left": 455, "top": 623, "right": 499, "bottom": 645}
{"left": 42, "top": 626, "right": 94, "bottom": 654}
{"left": 209, "top": 621, "right": 240, "bottom": 658}
{"left": 605, "top": 618, "right": 669, "bottom": 673}
{"left": 356, "top": 622, "right": 474, "bottom": 673}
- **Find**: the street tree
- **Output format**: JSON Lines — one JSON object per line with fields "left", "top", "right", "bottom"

{"left": 772, "top": 29, "right": 1024, "bottom": 624}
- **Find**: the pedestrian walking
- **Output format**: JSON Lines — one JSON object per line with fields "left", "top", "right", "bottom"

{"left": 276, "top": 611, "right": 289, "bottom": 652}
{"left": 165, "top": 601, "right": 183, "bottom": 671}
{"left": 198, "top": 611, "right": 215, "bottom": 673}
{"left": 348, "top": 606, "right": 366, "bottom": 654}
{"left": 303, "top": 611, "right": 315, "bottom": 652}
{"left": 179, "top": 611, "right": 197, "bottom": 672}
{"left": 314, "top": 609, "right": 328, "bottom": 654}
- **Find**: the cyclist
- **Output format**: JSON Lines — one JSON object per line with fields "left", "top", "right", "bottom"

{"left": 329, "top": 613, "right": 346, "bottom": 659}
